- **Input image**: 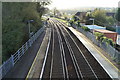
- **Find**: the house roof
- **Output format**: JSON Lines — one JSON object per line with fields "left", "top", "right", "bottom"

{"left": 94, "top": 29, "right": 117, "bottom": 34}
{"left": 75, "top": 12, "right": 80, "bottom": 16}
{"left": 75, "top": 12, "right": 86, "bottom": 16}
{"left": 106, "top": 12, "right": 115, "bottom": 17}
{"left": 84, "top": 25, "right": 106, "bottom": 30}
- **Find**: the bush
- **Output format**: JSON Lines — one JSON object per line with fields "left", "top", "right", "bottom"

{"left": 81, "top": 26, "right": 90, "bottom": 32}
{"left": 102, "top": 37, "right": 115, "bottom": 47}
{"left": 102, "top": 36, "right": 108, "bottom": 43}
{"left": 107, "top": 38, "right": 115, "bottom": 47}
{"left": 76, "top": 20, "right": 81, "bottom": 27}
{"left": 94, "top": 33, "right": 115, "bottom": 47}
{"left": 69, "top": 20, "right": 74, "bottom": 26}
{"left": 94, "top": 32, "right": 104, "bottom": 40}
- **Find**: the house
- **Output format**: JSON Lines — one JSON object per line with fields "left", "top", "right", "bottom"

{"left": 106, "top": 12, "right": 115, "bottom": 18}
{"left": 75, "top": 12, "right": 87, "bottom": 20}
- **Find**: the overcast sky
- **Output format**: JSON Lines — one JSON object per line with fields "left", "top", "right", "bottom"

{"left": 49, "top": 0, "right": 120, "bottom": 9}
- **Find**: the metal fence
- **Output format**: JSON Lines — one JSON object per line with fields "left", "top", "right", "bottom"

{"left": 0, "top": 26, "right": 45, "bottom": 79}
{"left": 76, "top": 26, "right": 120, "bottom": 63}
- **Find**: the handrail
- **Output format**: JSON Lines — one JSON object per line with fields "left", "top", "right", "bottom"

{"left": 0, "top": 26, "right": 45, "bottom": 79}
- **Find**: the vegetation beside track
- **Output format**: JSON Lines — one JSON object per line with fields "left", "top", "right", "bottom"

{"left": 2, "top": 2, "right": 50, "bottom": 62}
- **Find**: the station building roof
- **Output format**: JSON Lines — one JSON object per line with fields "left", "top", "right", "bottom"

{"left": 84, "top": 25, "right": 106, "bottom": 30}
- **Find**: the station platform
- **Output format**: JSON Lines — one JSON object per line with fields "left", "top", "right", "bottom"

{"left": 68, "top": 27, "right": 119, "bottom": 79}
{"left": 26, "top": 28, "right": 51, "bottom": 78}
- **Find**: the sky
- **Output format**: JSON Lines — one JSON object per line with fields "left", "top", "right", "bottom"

{"left": 49, "top": 0, "right": 120, "bottom": 9}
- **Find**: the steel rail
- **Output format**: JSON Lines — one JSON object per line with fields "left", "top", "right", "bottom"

{"left": 49, "top": 22, "right": 54, "bottom": 80}
{"left": 51, "top": 20, "right": 70, "bottom": 79}
{"left": 52, "top": 21, "right": 81, "bottom": 79}
{"left": 52, "top": 20, "right": 67, "bottom": 79}
{"left": 57, "top": 23, "right": 83, "bottom": 78}
{"left": 49, "top": 20, "right": 65, "bottom": 79}
{"left": 56, "top": 23, "right": 83, "bottom": 80}
{"left": 57, "top": 20, "right": 98, "bottom": 79}
{"left": 39, "top": 22, "right": 52, "bottom": 80}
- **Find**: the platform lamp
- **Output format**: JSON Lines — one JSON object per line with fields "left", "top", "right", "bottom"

{"left": 28, "top": 20, "right": 34, "bottom": 38}
{"left": 89, "top": 18, "right": 95, "bottom": 29}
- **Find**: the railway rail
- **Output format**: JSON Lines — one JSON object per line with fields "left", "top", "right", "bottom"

{"left": 40, "top": 19, "right": 112, "bottom": 80}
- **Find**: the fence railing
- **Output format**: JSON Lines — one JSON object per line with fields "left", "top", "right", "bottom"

{"left": 0, "top": 26, "right": 45, "bottom": 79}
{"left": 75, "top": 26, "right": 120, "bottom": 63}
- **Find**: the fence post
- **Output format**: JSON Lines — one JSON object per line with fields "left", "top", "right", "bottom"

{"left": 11, "top": 55, "right": 14, "bottom": 67}
{"left": 33, "top": 35, "right": 35, "bottom": 42}
{"left": 22, "top": 45, "right": 24, "bottom": 55}
{"left": 31, "top": 37, "right": 33, "bottom": 45}
{"left": 26, "top": 42, "right": 28, "bottom": 50}
{"left": 17, "top": 50, "right": 20, "bottom": 60}
{"left": 2, "top": 62, "right": 6, "bottom": 76}
{"left": 35, "top": 33, "right": 37, "bottom": 40}
{"left": 29, "top": 39, "right": 31, "bottom": 47}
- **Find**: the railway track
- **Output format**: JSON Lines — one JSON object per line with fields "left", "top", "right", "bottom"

{"left": 40, "top": 19, "right": 112, "bottom": 80}
{"left": 41, "top": 20, "right": 65, "bottom": 79}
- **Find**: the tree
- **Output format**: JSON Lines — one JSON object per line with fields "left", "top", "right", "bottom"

{"left": 116, "top": 8, "right": 120, "bottom": 26}
{"left": 2, "top": 2, "right": 51, "bottom": 62}
{"left": 85, "top": 12, "right": 93, "bottom": 25}
{"left": 94, "top": 32, "right": 104, "bottom": 40}
{"left": 116, "top": 8, "right": 120, "bottom": 22}
{"left": 106, "top": 16, "right": 115, "bottom": 26}
{"left": 72, "top": 15, "right": 79, "bottom": 22}
{"left": 53, "top": 8, "right": 62, "bottom": 17}
{"left": 36, "top": 1, "right": 51, "bottom": 18}
{"left": 92, "top": 9, "right": 107, "bottom": 26}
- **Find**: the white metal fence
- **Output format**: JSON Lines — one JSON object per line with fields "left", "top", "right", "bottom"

{"left": 0, "top": 26, "right": 45, "bottom": 79}
{"left": 76, "top": 26, "right": 120, "bottom": 63}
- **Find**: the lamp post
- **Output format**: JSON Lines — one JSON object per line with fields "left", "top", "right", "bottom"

{"left": 89, "top": 18, "right": 95, "bottom": 29}
{"left": 28, "top": 20, "right": 34, "bottom": 38}
{"left": 89, "top": 18, "right": 94, "bottom": 25}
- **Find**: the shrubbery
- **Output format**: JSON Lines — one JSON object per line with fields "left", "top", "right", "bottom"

{"left": 69, "top": 20, "right": 74, "bottom": 26}
{"left": 94, "top": 32, "right": 115, "bottom": 47}
{"left": 77, "top": 20, "right": 81, "bottom": 27}
{"left": 81, "top": 26, "right": 90, "bottom": 32}
{"left": 94, "top": 32, "right": 104, "bottom": 40}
